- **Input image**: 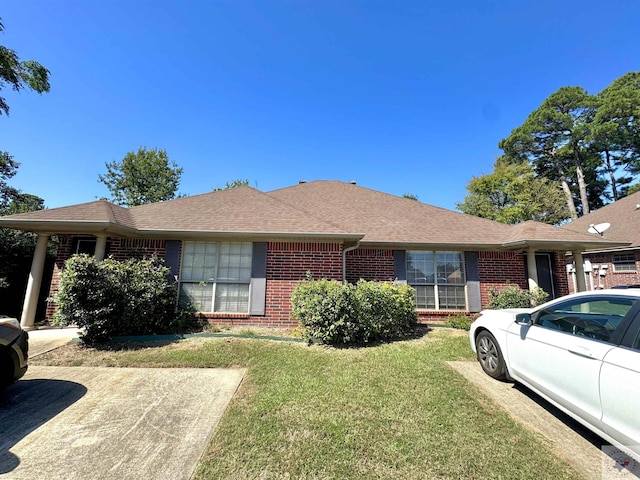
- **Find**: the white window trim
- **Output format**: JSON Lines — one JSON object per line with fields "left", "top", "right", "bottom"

{"left": 179, "top": 241, "right": 252, "bottom": 314}
{"left": 406, "top": 250, "right": 467, "bottom": 311}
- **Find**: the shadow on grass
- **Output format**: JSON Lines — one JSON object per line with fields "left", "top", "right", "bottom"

{"left": 321, "top": 325, "right": 433, "bottom": 349}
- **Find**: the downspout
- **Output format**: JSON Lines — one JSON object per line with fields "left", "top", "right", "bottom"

{"left": 342, "top": 240, "right": 361, "bottom": 284}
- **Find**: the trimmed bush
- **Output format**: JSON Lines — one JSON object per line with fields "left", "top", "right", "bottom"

{"left": 52, "top": 254, "right": 195, "bottom": 344}
{"left": 487, "top": 284, "right": 548, "bottom": 309}
{"left": 291, "top": 278, "right": 417, "bottom": 345}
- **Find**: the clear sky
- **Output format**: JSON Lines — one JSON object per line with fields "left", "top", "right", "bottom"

{"left": 2, "top": 1, "right": 639, "bottom": 211}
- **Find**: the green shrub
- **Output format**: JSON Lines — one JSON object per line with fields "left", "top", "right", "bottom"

{"left": 487, "top": 284, "right": 548, "bottom": 309}
{"left": 445, "top": 314, "right": 474, "bottom": 331}
{"left": 52, "top": 254, "right": 196, "bottom": 344}
{"left": 291, "top": 278, "right": 417, "bottom": 345}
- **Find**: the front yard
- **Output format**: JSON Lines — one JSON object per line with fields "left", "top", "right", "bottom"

{"left": 32, "top": 328, "right": 582, "bottom": 479}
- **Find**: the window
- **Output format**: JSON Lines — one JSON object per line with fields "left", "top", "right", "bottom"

{"left": 179, "top": 242, "right": 252, "bottom": 313}
{"left": 406, "top": 251, "right": 466, "bottom": 310}
{"left": 75, "top": 238, "right": 96, "bottom": 255}
{"left": 534, "top": 296, "right": 638, "bottom": 343}
{"left": 612, "top": 253, "right": 636, "bottom": 272}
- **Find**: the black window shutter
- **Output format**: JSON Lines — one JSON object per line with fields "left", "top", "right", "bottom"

{"left": 250, "top": 242, "right": 268, "bottom": 315}
{"left": 164, "top": 240, "right": 182, "bottom": 279}
{"left": 393, "top": 250, "right": 407, "bottom": 282}
{"left": 465, "top": 251, "right": 482, "bottom": 313}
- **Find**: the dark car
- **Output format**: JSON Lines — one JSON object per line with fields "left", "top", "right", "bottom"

{"left": 0, "top": 315, "right": 29, "bottom": 390}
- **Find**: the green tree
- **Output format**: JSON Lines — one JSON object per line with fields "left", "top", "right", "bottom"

{"left": 457, "top": 158, "right": 570, "bottom": 225}
{"left": 0, "top": 152, "right": 46, "bottom": 289}
{"left": 0, "top": 18, "right": 50, "bottom": 116}
{"left": 628, "top": 183, "right": 640, "bottom": 195}
{"left": 99, "top": 147, "right": 183, "bottom": 206}
{"left": 500, "top": 86, "right": 595, "bottom": 219}
{"left": 212, "top": 179, "right": 250, "bottom": 191}
{"left": 590, "top": 72, "right": 640, "bottom": 199}
{"left": 402, "top": 193, "right": 419, "bottom": 201}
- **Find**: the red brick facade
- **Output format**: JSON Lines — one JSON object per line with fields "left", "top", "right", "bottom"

{"left": 566, "top": 251, "right": 640, "bottom": 293}
{"left": 346, "top": 248, "right": 395, "bottom": 283}
{"left": 45, "top": 236, "right": 571, "bottom": 327}
{"left": 46, "top": 236, "right": 167, "bottom": 318}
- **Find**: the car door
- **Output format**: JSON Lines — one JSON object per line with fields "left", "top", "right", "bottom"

{"left": 505, "top": 295, "right": 638, "bottom": 430}
{"left": 599, "top": 312, "right": 640, "bottom": 460}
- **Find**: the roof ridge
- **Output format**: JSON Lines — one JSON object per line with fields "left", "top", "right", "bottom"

{"left": 262, "top": 187, "right": 357, "bottom": 235}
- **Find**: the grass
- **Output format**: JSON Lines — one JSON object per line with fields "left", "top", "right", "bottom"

{"left": 32, "top": 328, "right": 582, "bottom": 480}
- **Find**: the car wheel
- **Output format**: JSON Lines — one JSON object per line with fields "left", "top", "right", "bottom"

{"left": 475, "top": 331, "right": 507, "bottom": 380}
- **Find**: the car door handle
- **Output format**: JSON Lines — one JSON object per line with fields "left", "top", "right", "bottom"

{"left": 568, "top": 346, "right": 598, "bottom": 359}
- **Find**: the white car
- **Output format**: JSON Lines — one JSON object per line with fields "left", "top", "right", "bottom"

{"left": 469, "top": 289, "right": 640, "bottom": 462}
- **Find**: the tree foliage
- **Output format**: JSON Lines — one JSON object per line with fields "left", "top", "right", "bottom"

{"left": 457, "top": 158, "right": 570, "bottom": 225}
{"left": 0, "top": 17, "right": 50, "bottom": 294}
{"left": 99, "top": 147, "right": 183, "bottom": 206}
{"left": 212, "top": 178, "right": 250, "bottom": 191}
{"left": 0, "top": 18, "right": 51, "bottom": 116}
{"left": 0, "top": 152, "right": 46, "bottom": 291}
{"left": 497, "top": 71, "right": 640, "bottom": 218}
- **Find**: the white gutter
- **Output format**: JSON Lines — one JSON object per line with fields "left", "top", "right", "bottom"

{"left": 342, "top": 239, "right": 361, "bottom": 283}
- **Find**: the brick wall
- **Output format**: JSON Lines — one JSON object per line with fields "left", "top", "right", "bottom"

{"left": 345, "top": 248, "right": 395, "bottom": 283}
{"left": 44, "top": 237, "right": 573, "bottom": 328}
{"left": 566, "top": 251, "right": 640, "bottom": 293}
{"left": 477, "top": 251, "right": 527, "bottom": 307}
{"left": 552, "top": 251, "right": 570, "bottom": 297}
{"left": 261, "top": 241, "right": 342, "bottom": 327}
{"left": 45, "top": 236, "right": 167, "bottom": 319}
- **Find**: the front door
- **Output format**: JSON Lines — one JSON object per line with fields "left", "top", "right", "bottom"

{"left": 525, "top": 252, "right": 556, "bottom": 299}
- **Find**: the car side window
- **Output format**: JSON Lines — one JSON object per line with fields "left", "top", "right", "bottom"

{"left": 533, "top": 297, "right": 637, "bottom": 343}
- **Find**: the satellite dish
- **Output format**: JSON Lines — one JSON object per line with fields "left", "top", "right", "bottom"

{"left": 588, "top": 222, "right": 611, "bottom": 235}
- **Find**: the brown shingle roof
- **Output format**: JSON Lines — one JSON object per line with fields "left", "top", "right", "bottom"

{"left": 267, "top": 180, "right": 513, "bottom": 247}
{"left": 503, "top": 220, "right": 624, "bottom": 250}
{"left": 561, "top": 191, "right": 640, "bottom": 250}
{"left": 128, "top": 186, "right": 356, "bottom": 238}
{"left": 0, "top": 200, "right": 136, "bottom": 234}
{"left": 266, "top": 181, "right": 626, "bottom": 250}
{"left": 0, "top": 180, "right": 628, "bottom": 251}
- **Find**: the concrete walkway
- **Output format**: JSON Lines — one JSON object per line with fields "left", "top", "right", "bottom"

{"left": 448, "top": 361, "right": 639, "bottom": 480}
{"left": 27, "top": 327, "right": 82, "bottom": 357}
{"left": 1, "top": 366, "right": 245, "bottom": 480}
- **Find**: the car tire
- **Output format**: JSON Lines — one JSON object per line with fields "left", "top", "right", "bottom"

{"left": 475, "top": 330, "right": 507, "bottom": 380}
{"left": 0, "top": 348, "right": 14, "bottom": 390}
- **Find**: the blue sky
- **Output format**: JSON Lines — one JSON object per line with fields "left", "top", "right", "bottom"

{"left": 2, "top": 1, "right": 639, "bottom": 210}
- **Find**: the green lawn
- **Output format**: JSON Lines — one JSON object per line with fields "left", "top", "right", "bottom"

{"left": 33, "top": 328, "right": 582, "bottom": 479}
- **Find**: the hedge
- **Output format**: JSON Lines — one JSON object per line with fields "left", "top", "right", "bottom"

{"left": 291, "top": 278, "right": 417, "bottom": 345}
{"left": 52, "top": 254, "right": 195, "bottom": 344}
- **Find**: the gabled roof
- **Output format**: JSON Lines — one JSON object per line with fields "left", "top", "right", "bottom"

{"left": 0, "top": 180, "right": 628, "bottom": 251}
{"left": 0, "top": 200, "right": 137, "bottom": 235}
{"left": 266, "top": 181, "right": 626, "bottom": 250}
{"left": 128, "top": 186, "right": 357, "bottom": 239}
{"left": 267, "top": 180, "right": 513, "bottom": 247}
{"left": 561, "top": 191, "right": 640, "bottom": 251}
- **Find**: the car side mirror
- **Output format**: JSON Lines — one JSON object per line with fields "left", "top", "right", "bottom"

{"left": 515, "top": 313, "right": 532, "bottom": 326}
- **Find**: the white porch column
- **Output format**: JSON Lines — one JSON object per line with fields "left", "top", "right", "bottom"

{"left": 527, "top": 248, "right": 539, "bottom": 292}
{"left": 20, "top": 234, "right": 50, "bottom": 330}
{"left": 573, "top": 251, "right": 587, "bottom": 292}
{"left": 94, "top": 234, "right": 107, "bottom": 261}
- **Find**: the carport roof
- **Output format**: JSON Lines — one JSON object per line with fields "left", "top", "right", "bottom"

{"left": 0, "top": 180, "right": 629, "bottom": 251}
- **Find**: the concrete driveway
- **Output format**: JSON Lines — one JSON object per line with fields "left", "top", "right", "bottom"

{"left": 1, "top": 362, "right": 244, "bottom": 479}
{"left": 448, "top": 361, "right": 640, "bottom": 480}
